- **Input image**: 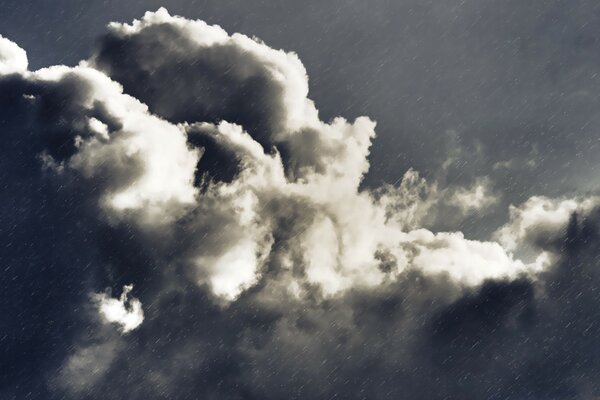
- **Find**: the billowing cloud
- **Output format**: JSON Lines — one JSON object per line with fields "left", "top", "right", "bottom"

{"left": 496, "top": 195, "right": 600, "bottom": 253}
{"left": 0, "top": 35, "right": 27, "bottom": 75}
{"left": 93, "top": 285, "right": 144, "bottom": 333}
{"left": 1, "top": 8, "right": 600, "bottom": 400}
{"left": 86, "top": 8, "right": 537, "bottom": 299}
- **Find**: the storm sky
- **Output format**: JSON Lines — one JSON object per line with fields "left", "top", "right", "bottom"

{"left": 1, "top": 2, "right": 600, "bottom": 399}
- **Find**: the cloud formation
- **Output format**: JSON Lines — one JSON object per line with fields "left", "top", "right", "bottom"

{"left": 88, "top": 8, "right": 539, "bottom": 299}
{"left": 1, "top": 8, "right": 599, "bottom": 400}
{"left": 94, "top": 284, "right": 144, "bottom": 333}
{"left": 0, "top": 35, "right": 27, "bottom": 75}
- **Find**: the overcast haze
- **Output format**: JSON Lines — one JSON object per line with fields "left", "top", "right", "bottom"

{"left": 1, "top": 2, "right": 600, "bottom": 399}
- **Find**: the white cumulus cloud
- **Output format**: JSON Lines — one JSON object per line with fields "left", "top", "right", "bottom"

{"left": 93, "top": 285, "right": 144, "bottom": 333}
{"left": 0, "top": 35, "right": 28, "bottom": 75}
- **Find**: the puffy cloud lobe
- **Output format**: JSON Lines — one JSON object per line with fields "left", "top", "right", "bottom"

{"left": 91, "top": 8, "right": 373, "bottom": 184}
{"left": 397, "top": 230, "right": 539, "bottom": 285}
{"left": 51, "top": 67, "right": 199, "bottom": 225}
{"left": 0, "top": 35, "right": 27, "bottom": 75}
{"left": 91, "top": 8, "right": 311, "bottom": 139}
{"left": 1, "top": 10, "right": 600, "bottom": 400}
{"left": 0, "top": 61, "right": 199, "bottom": 228}
{"left": 496, "top": 195, "right": 600, "bottom": 253}
{"left": 93, "top": 285, "right": 144, "bottom": 333}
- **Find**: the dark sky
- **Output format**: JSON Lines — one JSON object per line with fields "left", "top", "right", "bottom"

{"left": 1, "top": 2, "right": 600, "bottom": 399}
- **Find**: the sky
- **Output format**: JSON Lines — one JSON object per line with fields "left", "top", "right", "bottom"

{"left": 1, "top": 2, "right": 600, "bottom": 399}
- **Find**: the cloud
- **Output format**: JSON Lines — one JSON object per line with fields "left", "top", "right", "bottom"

{"left": 85, "top": 8, "right": 535, "bottom": 300}
{"left": 0, "top": 35, "right": 27, "bottom": 75}
{"left": 229, "top": 202, "right": 600, "bottom": 399}
{"left": 90, "top": 8, "right": 374, "bottom": 185}
{"left": 1, "top": 8, "right": 599, "bottom": 400}
{"left": 93, "top": 285, "right": 144, "bottom": 333}
{"left": 376, "top": 168, "right": 498, "bottom": 231}
{"left": 54, "top": 340, "right": 122, "bottom": 395}
{"left": 496, "top": 195, "right": 600, "bottom": 253}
